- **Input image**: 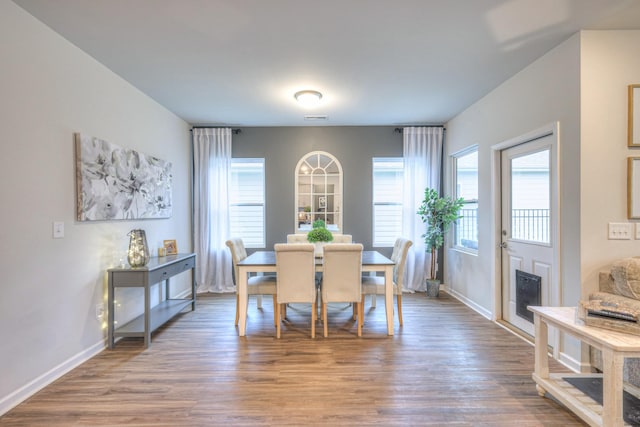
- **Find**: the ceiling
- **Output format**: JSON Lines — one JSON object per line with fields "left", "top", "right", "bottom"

{"left": 12, "top": 0, "right": 640, "bottom": 127}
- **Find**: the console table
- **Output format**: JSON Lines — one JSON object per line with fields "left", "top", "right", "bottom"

{"left": 529, "top": 306, "right": 640, "bottom": 426}
{"left": 107, "top": 253, "right": 196, "bottom": 349}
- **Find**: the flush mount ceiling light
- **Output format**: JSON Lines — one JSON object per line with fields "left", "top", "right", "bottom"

{"left": 294, "top": 90, "right": 322, "bottom": 106}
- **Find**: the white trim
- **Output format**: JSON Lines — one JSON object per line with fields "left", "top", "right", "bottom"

{"left": 445, "top": 285, "right": 492, "bottom": 320}
{"left": 490, "top": 121, "right": 561, "bottom": 354}
{"left": 557, "top": 348, "right": 584, "bottom": 374}
{"left": 0, "top": 339, "right": 106, "bottom": 416}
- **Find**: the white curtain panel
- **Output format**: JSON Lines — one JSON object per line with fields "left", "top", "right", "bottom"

{"left": 402, "top": 126, "right": 443, "bottom": 291}
{"left": 192, "top": 128, "right": 235, "bottom": 293}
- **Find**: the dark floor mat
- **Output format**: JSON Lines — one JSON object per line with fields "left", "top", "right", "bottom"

{"left": 563, "top": 376, "right": 640, "bottom": 426}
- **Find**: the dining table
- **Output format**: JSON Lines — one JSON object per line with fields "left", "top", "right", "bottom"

{"left": 236, "top": 250, "right": 395, "bottom": 336}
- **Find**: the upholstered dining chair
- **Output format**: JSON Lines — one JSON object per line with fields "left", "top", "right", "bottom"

{"left": 225, "top": 238, "right": 277, "bottom": 327}
{"left": 361, "top": 237, "right": 412, "bottom": 326}
{"left": 274, "top": 243, "right": 318, "bottom": 338}
{"left": 286, "top": 233, "right": 353, "bottom": 244}
{"left": 321, "top": 243, "right": 364, "bottom": 337}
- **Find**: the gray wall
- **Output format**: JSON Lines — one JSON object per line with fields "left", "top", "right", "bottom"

{"left": 232, "top": 126, "right": 402, "bottom": 254}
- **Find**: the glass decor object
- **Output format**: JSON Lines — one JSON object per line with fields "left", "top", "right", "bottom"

{"left": 127, "top": 229, "right": 150, "bottom": 267}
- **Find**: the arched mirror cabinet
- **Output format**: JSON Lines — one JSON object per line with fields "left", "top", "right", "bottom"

{"left": 295, "top": 151, "right": 343, "bottom": 233}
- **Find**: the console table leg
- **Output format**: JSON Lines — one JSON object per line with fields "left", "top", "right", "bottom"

{"left": 534, "top": 314, "right": 549, "bottom": 380}
{"left": 108, "top": 274, "right": 115, "bottom": 349}
{"left": 602, "top": 348, "right": 624, "bottom": 426}
{"left": 144, "top": 284, "right": 151, "bottom": 348}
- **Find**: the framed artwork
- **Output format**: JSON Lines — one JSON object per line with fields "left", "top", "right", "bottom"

{"left": 629, "top": 85, "right": 640, "bottom": 147}
{"left": 318, "top": 196, "right": 327, "bottom": 209}
{"left": 628, "top": 157, "right": 640, "bottom": 218}
{"left": 163, "top": 239, "right": 178, "bottom": 255}
{"left": 75, "top": 133, "right": 172, "bottom": 221}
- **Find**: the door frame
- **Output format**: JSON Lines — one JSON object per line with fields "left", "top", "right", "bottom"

{"left": 490, "top": 122, "right": 561, "bottom": 356}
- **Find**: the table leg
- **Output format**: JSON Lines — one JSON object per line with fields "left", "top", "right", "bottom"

{"left": 238, "top": 266, "right": 248, "bottom": 336}
{"left": 144, "top": 283, "right": 151, "bottom": 348}
{"left": 385, "top": 265, "right": 394, "bottom": 335}
{"left": 602, "top": 348, "right": 624, "bottom": 426}
{"left": 108, "top": 273, "right": 115, "bottom": 349}
{"left": 533, "top": 314, "right": 549, "bottom": 396}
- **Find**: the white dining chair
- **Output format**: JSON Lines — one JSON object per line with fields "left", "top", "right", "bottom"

{"left": 361, "top": 237, "right": 412, "bottom": 326}
{"left": 226, "top": 238, "right": 277, "bottom": 327}
{"left": 274, "top": 243, "right": 318, "bottom": 338}
{"left": 321, "top": 243, "right": 364, "bottom": 337}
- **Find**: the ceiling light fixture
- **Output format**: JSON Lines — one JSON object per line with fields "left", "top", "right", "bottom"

{"left": 294, "top": 90, "right": 322, "bottom": 106}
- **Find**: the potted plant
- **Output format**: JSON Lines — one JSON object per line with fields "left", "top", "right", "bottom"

{"left": 417, "top": 187, "right": 464, "bottom": 297}
{"left": 306, "top": 219, "right": 333, "bottom": 256}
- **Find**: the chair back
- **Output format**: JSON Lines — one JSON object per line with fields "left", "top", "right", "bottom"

{"left": 286, "top": 234, "right": 308, "bottom": 243}
{"left": 274, "top": 243, "right": 317, "bottom": 304}
{"left": 225, "top": 238, "right": 248, "bottom": 286}
{"left": 287, "top": 233, "right": 352, "bottom": 244}
{"left": 391, "top": 238, "right": 413, "bottom": 289}
{"left": 322, "top": 243, "right": 363, "bottom": 303}
{"left": 330, "top": 234, "right": 353, "bottom": 243}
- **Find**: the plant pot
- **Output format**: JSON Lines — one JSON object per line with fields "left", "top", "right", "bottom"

{"left": 314, "top": 242, "right": 326, "bottom": 257}
{"left": 426, "top": 279, "right": 440, "bottom": 297}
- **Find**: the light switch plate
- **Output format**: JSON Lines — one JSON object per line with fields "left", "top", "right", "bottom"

{"left": 636, "top": 223, "right": 640, "bottom": 240}
{"left": 53, "top": 221, "right": 64, "bottom": 238}
{"left": 608, "top": 222, "right": 632, "bottom": 240}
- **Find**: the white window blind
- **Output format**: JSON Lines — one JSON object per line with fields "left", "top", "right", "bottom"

{"left": 230, "top": 159, "right": 265, "bottom": 248}
{"left": 372, "top": 158, "right": 404, "bottom": 247}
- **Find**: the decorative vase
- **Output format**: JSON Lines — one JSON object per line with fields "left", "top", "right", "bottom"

{"left": 127, "top": 229, "right": 150, "bottom": 267}
{"left": 314, "top": 242, "right": 326, "bottom": 257}
{"left": 426, "top": 279, "right": 440, "bottom": 297}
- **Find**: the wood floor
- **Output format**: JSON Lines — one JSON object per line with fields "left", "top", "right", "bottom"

{"left": 0, "top": 292, "right": 585, "bottom": 426}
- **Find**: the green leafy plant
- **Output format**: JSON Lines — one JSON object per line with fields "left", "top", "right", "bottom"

{"left": 307, "top": 219, "right": 334, "bottom": 243}
{"left": 417, "top": 187, "right": 464, "bottom": 280}
{"left": 312, "top": 219, "right": 326, "bottom": 229}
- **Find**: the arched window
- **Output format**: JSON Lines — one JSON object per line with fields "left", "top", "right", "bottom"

{"left": 295, "top": 151, "right": 343, "bottom": 233}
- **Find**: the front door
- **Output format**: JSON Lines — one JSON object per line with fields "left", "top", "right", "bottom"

{"left": 500, "top": 133, "right": 557, "bottom": 338}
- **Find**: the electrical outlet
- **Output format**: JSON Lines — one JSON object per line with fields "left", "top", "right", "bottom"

{"left": 608, "top": 222, "right": 632, "bottom": 240}
{"left": 95, "top": 303, "right": 104, "bottom": 319}
{"left": 636, "top": 223, "right": 640, "bottom": 239}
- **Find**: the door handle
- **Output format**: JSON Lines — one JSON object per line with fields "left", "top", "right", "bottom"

{"left": 499, "top": 242, "right": 507, "bottom": 249}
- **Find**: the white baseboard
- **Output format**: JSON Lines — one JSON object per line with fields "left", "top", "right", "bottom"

{"left": 444, "top": 285, "right": 492, "bottom": 320}
{"left": 0, "top": 339, "right": 106, "bottom": 416}
{"left": 558, "top": 350, "right": 585, "bottom": 373}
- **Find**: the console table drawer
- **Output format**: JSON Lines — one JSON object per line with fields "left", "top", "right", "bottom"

{"left": 148, "top": 256, "right": 195, "bottom": 284}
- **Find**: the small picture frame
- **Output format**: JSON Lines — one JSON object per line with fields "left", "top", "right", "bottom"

{"left": 629, "top": 85, "right": 640, "bottom": 147}
{"left": 318, "top": 196, "right": 326, "bottom": 209}
{"left": 628, "top": 157, "right": 640, "bottom": 219}
{"left": 163, "top": 239, "right": 178, "bottom": 255}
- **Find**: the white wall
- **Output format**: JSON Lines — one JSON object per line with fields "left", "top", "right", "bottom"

{"left": 445, "top": 33, "right": 581, "bottom": 316}
{"left": 445, "top": 30, "right": 640, "bottom": 369}
{"left": 0, "top": 1, "right": 191, "bottom": 413}
{"left": 580, "top": 31, "right": 640, "bottom": 298}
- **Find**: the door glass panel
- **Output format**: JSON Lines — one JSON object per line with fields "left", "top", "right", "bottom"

{"left": 511, "top": 149, "right": 550, "bottom": 244}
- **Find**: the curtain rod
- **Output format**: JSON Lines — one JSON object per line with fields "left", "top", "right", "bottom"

{"left": 190, "top": 126, "right": 241, "bottom": 135}
{"left": 394, "top": 125, "right": 445, "bottom": 133}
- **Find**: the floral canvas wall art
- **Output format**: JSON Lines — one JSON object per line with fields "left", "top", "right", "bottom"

{"left": 75, "top": 133, "right": 172, "bottom": 221}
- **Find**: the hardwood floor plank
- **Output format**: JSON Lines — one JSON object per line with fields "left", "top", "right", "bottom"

{"left": 0, "top": 292, "right": 585, "bottom": 426}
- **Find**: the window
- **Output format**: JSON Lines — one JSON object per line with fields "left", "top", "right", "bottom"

{"left": 453, "top": 148, "right": 478, "bottom": 251}
{"left": 372, "top": 158, "right": 404, "bottom": 247}
{"left": 230, "top": 159, "right": 265, "bottom": 248}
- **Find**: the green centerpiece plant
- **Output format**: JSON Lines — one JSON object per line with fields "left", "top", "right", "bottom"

{"left": 417, "top": 187, "right": 464, "bottom": 296}
{"left": 306, "top": 219, "right": 334, "bottom": 243}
